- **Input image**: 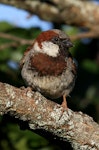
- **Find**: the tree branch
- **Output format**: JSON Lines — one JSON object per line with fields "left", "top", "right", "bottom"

{"left": 0, "top": 82, "right": 99, "bottom": 149}
{"left": 1, "top": 0, "right": 99, "bottom": 29}
{"left": 0, "top": 0, "right": 99, "bottom": 40}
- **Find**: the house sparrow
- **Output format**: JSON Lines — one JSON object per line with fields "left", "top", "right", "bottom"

{"left": 20, "top": 29, "right": 77, "bottom": 109}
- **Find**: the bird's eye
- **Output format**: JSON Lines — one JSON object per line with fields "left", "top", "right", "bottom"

{"left": 54, "top": 37, "right": 58, "bottom": 41}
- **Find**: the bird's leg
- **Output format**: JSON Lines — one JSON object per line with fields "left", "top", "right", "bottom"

{"left": 58, "top": 94, "right": 68, "bottom": 120}
{"left": 61, "top": 94, "right": 68, "bottom": 110}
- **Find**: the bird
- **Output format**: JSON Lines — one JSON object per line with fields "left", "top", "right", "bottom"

{"left": 20, "top": 29, "right": 77, "bottom": 109}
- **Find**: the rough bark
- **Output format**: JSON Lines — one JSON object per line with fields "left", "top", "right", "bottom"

{"left": 0, "top": 82, "right": 99, "bottom": 150}
{"left": 0, "top": 0, "right": 99, "bottom": 29}
{"left": 0, "top": 0, "right": 99, "bottom": 39}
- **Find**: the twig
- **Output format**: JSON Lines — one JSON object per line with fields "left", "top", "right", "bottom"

{"left": 70, "top": 30, "right": 99, "bottom": 41}
{"left": 0, "top": 30, "right": 99, "bottom": 51}
{"left": 0, "top": 82, "right": 99, "bottom": 150}
{"left": 0, "top": 42, "right": 18, "bottom": 50}
{"left": 0, "top": 32, "right": 33, "bottom": 45}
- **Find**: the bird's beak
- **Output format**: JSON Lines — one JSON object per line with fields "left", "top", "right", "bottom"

{"left": 62, "top": 38, "right": 73, "bottom": 48}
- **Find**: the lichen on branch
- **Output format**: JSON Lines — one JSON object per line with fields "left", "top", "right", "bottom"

{"left": 0, "top": 82, "right": 99, "bottom": 149}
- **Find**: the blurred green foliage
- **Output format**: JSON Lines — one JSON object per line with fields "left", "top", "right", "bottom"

{"left": 0, "top": 21, "right": 99, "bottom": 150}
